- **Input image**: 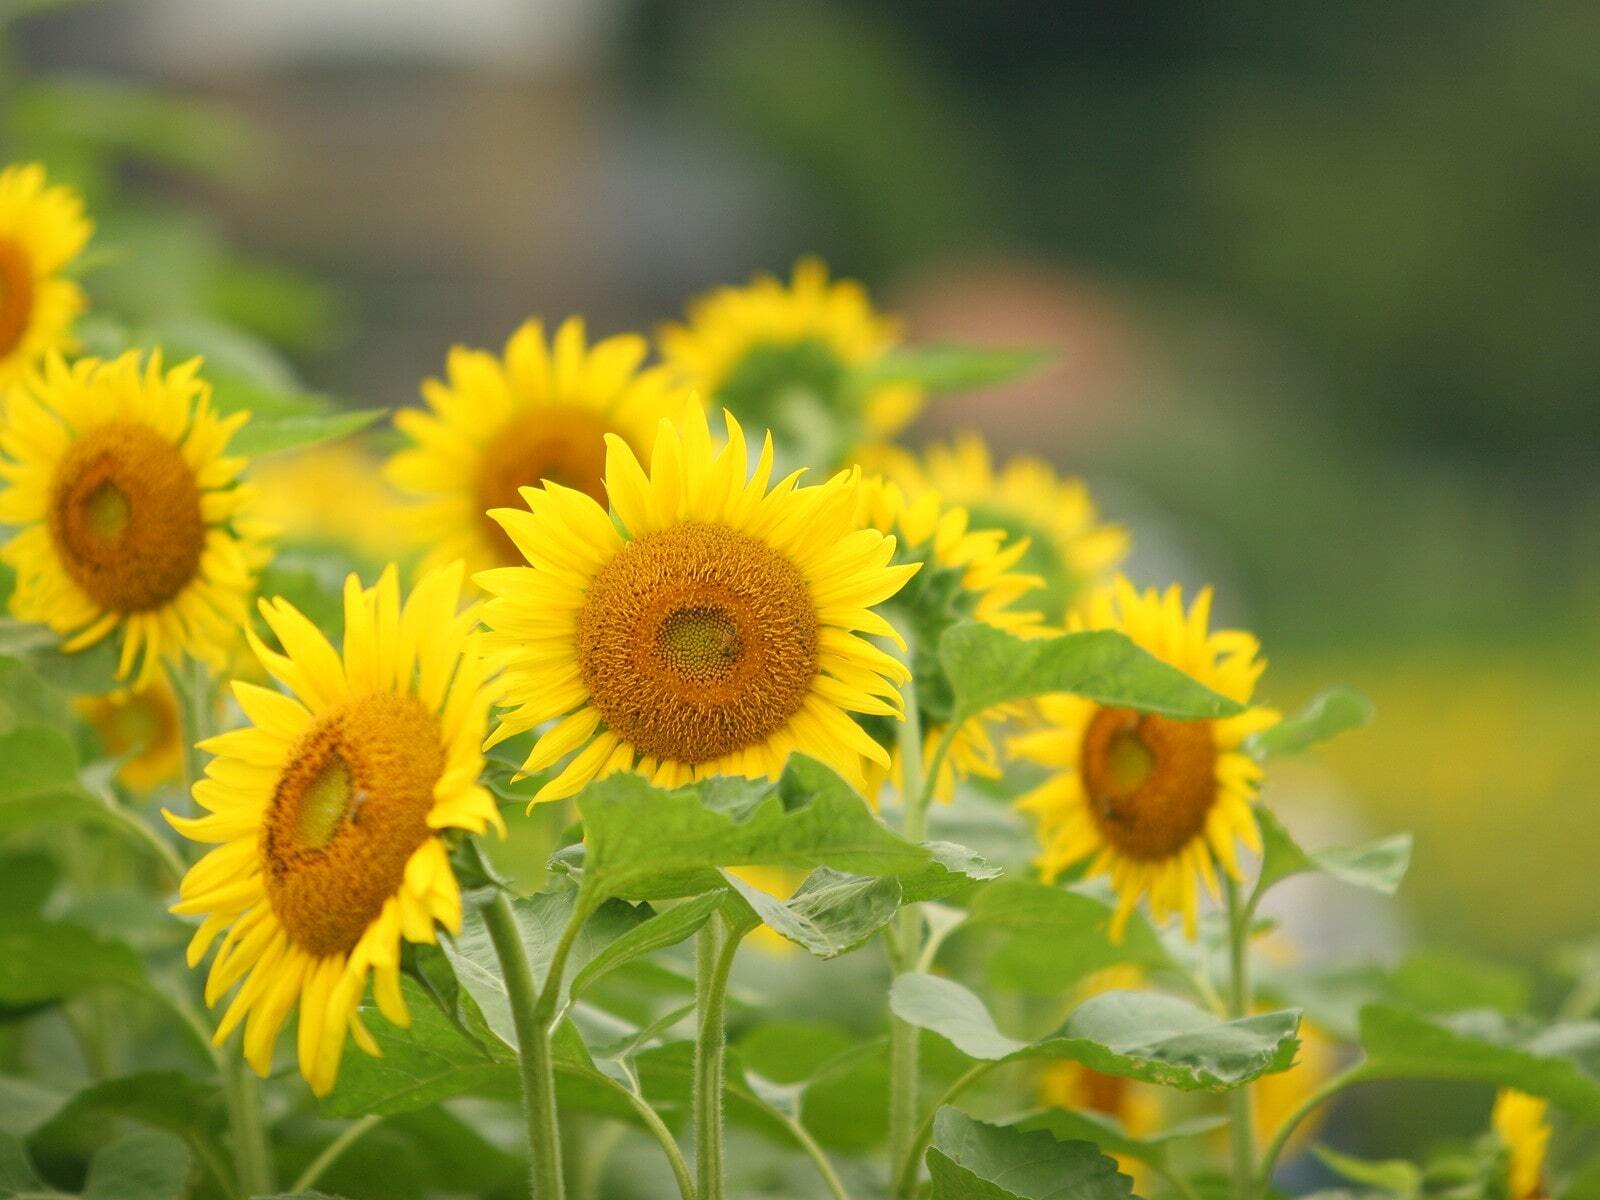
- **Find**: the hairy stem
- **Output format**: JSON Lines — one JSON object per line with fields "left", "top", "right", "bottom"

{"left": 887, "top": 672, "right": 927, "bottom": 1200}
{"left": 291, "top": 1115, "right": 383, "bottom": 1194}
{"left": 894, "top": 1060, "right": 998, "bottom": 1198}
{"left": 222, "top": 1050, "right": 273, "bottom": 1197}
{"left": 552, "top": 1063, "right": 695, "bottom": 1200}
{"left": 693, "top": 917, "right": 741, "bottom": 1200}
{"left": 1225, "top": 876, "right": 1255, "bottom": 1200}
{"left": 776, "top": 1107, "right": 851, "bottom": 1200}
{"left": 485, "top": 887, "right": 565, "bottom": 1200}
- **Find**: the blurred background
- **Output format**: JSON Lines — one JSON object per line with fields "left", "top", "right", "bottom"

{"left": 5, "top": 0, "right": 1597, "bottom": 1132}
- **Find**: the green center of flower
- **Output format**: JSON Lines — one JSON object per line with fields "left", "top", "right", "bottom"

{"left": 293, "top": 752, "right": 354, "bottom": 851}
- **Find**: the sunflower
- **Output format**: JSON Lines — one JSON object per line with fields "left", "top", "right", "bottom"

{"left": 0, "top": 164, "right": 92, "bottom": 388}
{"left": 658, "top": 258, "right": 921, "bottom": 458}
{"left": 385, "top": 317, "right": 695, "bottom": 577}
{"left": 1011, "top": 578, "right": 1279, "bottom": 939}
{"left": 477, "top": 407, "right": 917, "bottom": 804}
{"left": 76, "top": 680, "right": 184, "bottom": 792}
{"left": 856, "top": 477, "right": 1046, "bottom": 803}
{"left": 251, "top": 440, "right": 414, "bottom": 563}
{"left": 167, "top": 564, "right": 502, "bottom": 1095}
{"left": 855, "top": 435, "right": 1127, "bottom": 617}
{"left": 0, "top": 351, "right": 271, "bottom": 688}
{"left": 1493, "top": 1090, "right": 1551, "bottom": 1200}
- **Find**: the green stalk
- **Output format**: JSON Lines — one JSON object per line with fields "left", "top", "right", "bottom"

{"left": 894, "top": 1060, "right": 997, "bottom": 1198}
{"left": 484, "top": 888, "right": 566, "bottom": 1200}
{"left": 1256, "top": 1066, "right": 1370, "bottom": 1189}
{"left": 692, "top": 917, "right": 741, "bottom": 1200}
{"left": 551, "top": 1063, "right": 695, "bottom": 1200}
{"left": 291, "top": 1115, "right": 382, "bottom": 1194}
{"left": 887, "top": 674, "right": 926, "bottom": 1200}
{"left": 172, "top": 655, "right": 274, "bottom": 1198}
{"left": 1224, "top": 876, "right": 1255, "bottom": 1200}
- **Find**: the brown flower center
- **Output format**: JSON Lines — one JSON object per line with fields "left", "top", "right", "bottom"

{"left": 262, "top": 693, "right": 444, "bottom": 957}
{"left": 474, "top": 408, "right": 615, "bottom": 562}
{"left": 0, "top": 238, "right": 34, "bottom": 357}
{"left": 577, "top": 522, "right": 819, "bottom": 764}
{"left": 48, "top": 421, "right": 207, "bottom": 614}
{"left": 1080, "top": 706, "right": 1217, "bottom": 859}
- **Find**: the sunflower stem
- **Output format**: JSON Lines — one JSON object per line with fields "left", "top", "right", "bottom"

{"left": 692, "top": 916, "right": 740, "bottom": 1200}
{"left": 291, "top": 1115, "right": 382, "bottom": 1193}
{"left": 1224, "top": 875, "right": 1256, "bottom": 1200}
{"left": 222, "top": 1048, "right": 274, "bottom": 1197}
{"left": 484, "top": 886, "right": 566, "bottom": 1200}
{"left": 1255, "top": 1064, "right": 1369, "bottom": 1188}
{"left": 887, "top": 670, "right": 926, "bottom": 1200}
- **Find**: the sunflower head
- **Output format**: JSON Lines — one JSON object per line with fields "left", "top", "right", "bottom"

{"left": 1011, "top": 577, "right": 1280, "bottom": 939}
{"left": 75, "top": 680, "right": 184, "bottom": 792}
{"left": 385, "top": 316, "right": 696, "bottom": 577}
{"left": 476, "top": 407, "right": 917, "bottom": 805}
{"left": 855, "top": 434, "right": 1127, "bottom": 618}
{"left": 0, "top": 164, "right": 92, "bottom": 387}
{"left": 855, "top": 475, "right": 1045, "bottom": 802}
{"left": 1494, "top": 1089, "right": 1551, "bottom": 1200}
{"left": 168, "top": 563, "right": 503, "bottom": 1095}
{"left": 0, "top": 350, "right": 271, "bottom": 687}
{"left": 659, "top": 258, "right": 920, "bottom": 464}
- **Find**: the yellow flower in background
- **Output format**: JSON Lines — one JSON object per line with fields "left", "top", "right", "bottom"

{"left": 1494, "top": 1090, "right": 1551, "bottom": 1200}
{"left": 168, "top": 564, "right": 502, "bottom": 1096}
{"left": 1011, "top": 579, "right": 1279, "bottom": 939}
{"left": 855, "top": 435, "right": 1127, "bottom": 618}
{"left": 477, "top": 407, "right": 916, "bottom": 804}
{"left": 0, "top": 164, "right": 92, "bottom": 387}
{"left": 385, "top": 317, "right": 695, "bottom": 576}
{"left": 857, "top": 476, "right": 1045, "bottom": 803}
{"left": 75, "top": 681, "right": 184, "bottom": 792}
{"left": 0, "top": 351, "right": 271, "bottom": 687}
{"left": 659, "top": 258, "right": 921, "bottom": 447}
{"left": 251, "top": 440, "right": 413, "bottom": 562}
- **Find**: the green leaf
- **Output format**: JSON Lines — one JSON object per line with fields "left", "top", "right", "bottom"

{"left": 1255, "top": 809, "right": 1412, "bottom": 897}
{"left": 1388, "top": 950, "right": 1529, "bottom": 1016}
{"left": 255, "top": 1194, "right": 353, "bottom": 1200}
{"left": 0, "top": 1132, "right": 43, "bottom": 1198}
{"left": 0, "top": 1076, "right": 67, "bottom": 1137}
{"left": 723, "top": 866, "right": 902, "bottom": 958}
{"left": 35, "top": 1071, "right": 221, "bottom": 1145}
{"left": 962, "top": 880, "right": 1170, "bottom": 995}
{"left": 0, "top": 851, "right": 58, "bottom": 920}
{"left": 568, "top": 891, "right": 724, "bottom": 1000}
{"left": 1018, "top": 1109, "right": 1226, "bottom": 1166}
{"left": 0, "top": 917, "right": 147, "bottom": 1005}
{"left": 1314, "top": 1146, "right": 1423, "bottom": 1199}
{"left": 319, "top": 977, "right": 518, "bottom": 1118}
{"left": 860, "top": 344, "right": 1050, "bottom": 394}
{"left": 81, "top": 1130, "right": 191, "bottom": 1200}
{"left": 940, "top": 624, "right": 1244, "bottom": 727}
{"left": 898, "top": 841, "right": 1002, "bottom": 904}
{"left": 576, "top": 755, "right": 930, "bottom": 900}
{"left": 231, "top": 405, "right": 387, "bottom": 458}
{"left": 1357, "top": 1004, "right": 1600, "bottom": 1118}
{"left": 0, "top": 621, "right": 122, "bottom": 696}
{"left": 891, "top": 974, "right": 1300, "bottom": 1090}
{"left": 925, "top": 1108, "right": 1132, "bottom": 1200}
{"left": 0, "top": 726, "right": 107, "bottom": 837}
{"left": 1248, "top": 686, "right": 1374, "bottom": 759}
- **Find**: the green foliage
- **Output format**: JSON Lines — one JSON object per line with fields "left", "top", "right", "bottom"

{"left": 925, "top": 1109, "right": 1132, "bottom": 1200}
{"left": 940, "top": 623, "right": 1246, "bottom": 727}
{"left": 892, "top": 973, "right": 1301, "bottom": 1089}
{"left": 0, "top": 917, "right": 146, "bottom": 1005}
{"left": 723, "top": 866, "right": 902, "bottom": 958}
{"left": 1255, "top": 808, "right": 1412, "bottom": 897}
{"left": 1020, "top": 1109, "right": 1227, "bottom": 1168}
{"left": 1314, "top": 1146, "right": 1425, "bottom": 1200}
{"left": 1248, "top": 686, "right": 1375, "bottom": 759}
{"left": 79, "top": 1131, "right": 190, "bottom": 1200}
{"left": 858, "top": 344, "right": 1050, "bottom": 393}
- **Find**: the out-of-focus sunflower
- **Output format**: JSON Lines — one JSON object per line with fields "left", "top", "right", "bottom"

{"left": 168, "top": 564, "right": 502, "bottom": 1095}
{"left": 1010, "top": 579, "right": 1279, "bottom": 939}
{"left": 856, "top": 477, "right": 1045, "bottom": 803}
{"left": 0, "top": 351, "right": 270, "bottom": 687}
{"left": 477, "top": 407, "right": 916, "bottom": 804}
{"left": 250, "top": 441, "right": 413, "bottom": 563}
{"left": 75, "top": 680, "right": 184, "bottom": 792}
{"left": 1493, "top": 1090, "right": 1551, "bottom": 1200}
{"left": 659, "top": 258, "right": 920, "bottom": 458}
{"left": 0, "top": 163, "right": 92, "bottom": 387}
{"left": 855, "top": 435, "right": 1126, "bottom": 617}
{"left": 385, "top": 317, "right": 694, "bottom": 577}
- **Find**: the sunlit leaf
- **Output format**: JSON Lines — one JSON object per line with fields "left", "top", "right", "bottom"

{"left": 926, "top": 1108, "right": 1132, "bottom": 1200}
{"left": 940, "top": 624, "right": 1244, "bottom": 727}
{"left": 892, "top": 974, "right": 1300, "bottom": 1090}
{"left": 859, "top": 344, "right": 1050, "bottom": 394}
{"left": 723, "top": 866, "right": 901, "bottom": 959}
{"left": 898, "top": 841, "right": 1002, "bottom": 904}
{"left": 230, "top": 406, "right": 388, "bottom": 458}
{"left": 1256, "top": 809, "right": 1411, "bottom": 896}
{"left": 1248, "top": 686, "right": 1373, "bottom": 760}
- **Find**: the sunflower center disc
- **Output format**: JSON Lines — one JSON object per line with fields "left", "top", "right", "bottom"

{"left": 263, "top": 693, "right": 444, "bottom": 957}
{"left": 577, "top": 522, "right": 819, "bottom": 764}
{"left": 474, "top": 408, "right": 615, "bottom": 561}
{"left": 1080, "top": 706, "right": 1217, "bottom": 859}
{"left": 47, "top": 421, "right": 207, "bottom": 614}
{"left": 0, "top": 238, "right": 34, "bottom": 356}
